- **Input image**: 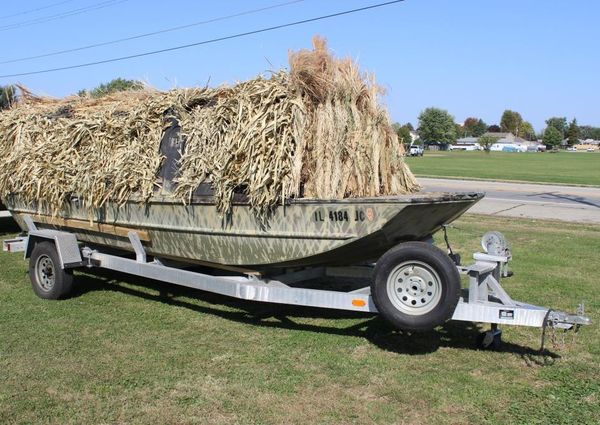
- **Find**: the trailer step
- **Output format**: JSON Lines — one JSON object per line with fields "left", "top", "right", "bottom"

{"left": 3, "top": 236, "right": 26, "bottom": 253}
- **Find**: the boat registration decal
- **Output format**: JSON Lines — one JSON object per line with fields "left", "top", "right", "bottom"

{"left": 313, "top": 209, "right": 374, "bottom": 222}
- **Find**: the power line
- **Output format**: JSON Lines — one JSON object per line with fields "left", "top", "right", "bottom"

{"left": 0, "top": 0, "right": 129, "bottom": 32}
{"left": 0, "top": 0, "right": 126, "bottom": 31}
{"left": 0, "top": 0, "right": 305, "bottom": 65}
{"left": 0, "top": 0, "right": 405, "bottom": 79}
{"left": 0, "top": 0, "right": 76, "bottom": 20}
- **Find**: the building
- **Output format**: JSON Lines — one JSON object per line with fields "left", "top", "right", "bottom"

{"left": 576, "top": 139, "right": 599, "bottom": 151}
{"left": 452, "top": 137, "right": 482, "bottom": 151}
{"left": 452, "top": 132, "right": 543, "bottom": 152}
{"left": 484, "top": 132, "right": 543, "bottom": 152}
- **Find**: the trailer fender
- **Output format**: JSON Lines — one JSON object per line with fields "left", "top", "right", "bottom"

{"left": 25, "top": 230, "right": 82, "bottom": 269}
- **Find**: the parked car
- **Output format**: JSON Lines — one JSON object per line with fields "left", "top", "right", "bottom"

{"left": 566, "top": 147, "right": 577, "bottom": 152}
{"left": 587, "top": 147, "right": 595, "bottom": 152}
{"left": 409, "top": 145, "right": 424, "bottom": 156}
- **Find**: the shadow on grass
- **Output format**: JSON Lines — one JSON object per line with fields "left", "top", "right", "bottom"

{"left": 69, "top": 268, "right": 559, "bottom": 362}
{"left": 0, "top": 217, "right": 20, "bottom": 234}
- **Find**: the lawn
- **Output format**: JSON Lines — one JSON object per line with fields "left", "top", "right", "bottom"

{"left": 405, "top": 150, "right": 600, "bottom": 186}
{"left": 0, "top": 215, "right": 598, "bottom": 424}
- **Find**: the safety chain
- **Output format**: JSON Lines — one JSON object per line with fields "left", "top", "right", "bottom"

{"left": 541, "top": 315, "right": 580, "bottom": 352}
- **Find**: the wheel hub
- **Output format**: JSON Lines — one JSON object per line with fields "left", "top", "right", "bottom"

{"left": 387, "top": 261, "right": 442, "bottom": 315}
{"left": 36, "top": 255, "right": 55, "bottom": 291}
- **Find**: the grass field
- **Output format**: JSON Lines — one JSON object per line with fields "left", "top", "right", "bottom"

{"left": 1, "top": 215, "right": 599, "bottom": 424}
{"left": 405, "top": 151, "right": 600, "bottom": 186}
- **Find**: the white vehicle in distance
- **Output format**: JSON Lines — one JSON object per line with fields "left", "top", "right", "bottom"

{"left": 409, "top": 144, "right": 424, "bottom": 156}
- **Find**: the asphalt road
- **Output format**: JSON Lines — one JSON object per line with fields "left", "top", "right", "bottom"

{"left": 419, "top": 177, "right": 600, "bottom": 224}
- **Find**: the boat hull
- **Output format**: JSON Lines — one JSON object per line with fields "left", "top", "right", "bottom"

{"left": 5, "top": 193, "right": 483, "bottom": 269}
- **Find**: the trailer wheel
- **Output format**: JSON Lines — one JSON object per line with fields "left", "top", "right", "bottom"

{"left": 372, "top": 242, "right": 460, "bottom": 332}
{"left": 29, "top": 241, "right": 73, "bottom": 300}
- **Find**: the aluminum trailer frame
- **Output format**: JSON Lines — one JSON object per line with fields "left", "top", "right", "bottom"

{"left": 3, "top": 215, "right": 590, "bottom": 346}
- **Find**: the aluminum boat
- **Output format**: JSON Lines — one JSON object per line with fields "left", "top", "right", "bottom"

{"left": 4, "top": 191, "right": 483, "bottom": 270}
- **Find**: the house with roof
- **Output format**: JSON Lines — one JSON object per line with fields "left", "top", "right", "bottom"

{"left": 451, "top": 137, "right": 482, "bottom": 151}
{"left": 576, "top": 139, "right": 599, "bottom": 151}
{"left": 452, "top": 132, "right": 543, "bottom": 152}
{"left": 484, "top": 132, "right": 543, "bottom": 152}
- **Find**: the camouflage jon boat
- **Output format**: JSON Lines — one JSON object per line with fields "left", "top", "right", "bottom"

{"left": 4, "top": 191, "right": 482, "bottom": 271}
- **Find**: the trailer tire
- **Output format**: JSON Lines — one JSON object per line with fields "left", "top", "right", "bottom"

{"left": 29, "top": 241, "right": 73, "bottom": 300}
{"left": 372, "top": 242, "right": 460, "bottom": 332}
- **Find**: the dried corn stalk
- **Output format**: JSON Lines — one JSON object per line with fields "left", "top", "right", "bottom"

{"left": 0, "top": 37, "right": 419, "bottom": 218}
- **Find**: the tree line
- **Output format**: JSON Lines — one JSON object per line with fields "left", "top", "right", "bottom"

{"left": 394, "top": 107, "right": 600, "bottom": 149}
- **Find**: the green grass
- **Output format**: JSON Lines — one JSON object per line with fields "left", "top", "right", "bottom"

{"left": 1, "top": 216, "right": 599, "bottom": 424}
{"left": 405, "top": 150, "right": 600, "bottom": 186}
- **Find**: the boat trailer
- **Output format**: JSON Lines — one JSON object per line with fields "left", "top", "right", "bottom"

{"left": 3, "top": 215, "right": 590, "bottom": 349}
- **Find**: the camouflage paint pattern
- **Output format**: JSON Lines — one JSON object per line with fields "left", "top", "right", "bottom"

{"left": 5, "top": 192, "right": 483, "bottom": 270}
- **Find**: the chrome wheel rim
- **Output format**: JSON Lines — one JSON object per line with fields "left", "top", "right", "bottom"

{"left": 386, "top": 261, "right": 442, "bottom": 315}
{"left": 35, "top": 255, "right": 55, "bottom": 291}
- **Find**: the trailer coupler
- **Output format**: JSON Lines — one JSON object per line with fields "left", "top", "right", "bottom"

{"left": 546, "top": 304, "right": 591, "bottom": 330}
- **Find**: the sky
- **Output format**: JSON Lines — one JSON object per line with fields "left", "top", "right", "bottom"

{"left": 1, "top": 0, "right": 599, "bottom": 132}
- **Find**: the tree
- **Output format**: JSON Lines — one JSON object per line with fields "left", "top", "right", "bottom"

{"left": 398, "top": 126, "right": 413, "bottom": 147}
{"left": 545, "top": 117, "right": 568, "bottom": 137}
{"left": 473, "top": 119, "right": 487, "bottom": 137}
{"left": 543, "top": 126, "right": 562, "bottom": 149}
{"left": 477, "top": 134, "right": 499, "bottom": 152}
{"left": 392, "top": 122, "right": 414, "bottom": 147}
{"left": 463, "top": 117, "right": 487, "bottom": 137}
{"left": 567, "top": 118, "right": 580, "bottom": 146}
{"left": 89, "top": 78, "right": 144, "bottom": 98}
{"left": 500, "top": 110, "right": 523, "bottom": 135}
{"left": 580, "top": 125, "right": 600, "bottom": 141}
{"left": 487, "top": 124, "right": 501, "bottom": 132}
{"left": 417, "top": 107, "right": 457, "bottom": 145}
{"left": 579, "top": 125, "right": 593, "bottom": 140}
{"left": 518, "top": 121, "right": 536, "bottom": 140}
{"left": 463, "top": 117, "right": 478, "bottom": 134}
{"left": 0, "top": 85, "right": 15, "bottom": 110}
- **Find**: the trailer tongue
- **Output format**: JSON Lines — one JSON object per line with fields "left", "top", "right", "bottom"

{"left": 3, "top": 215, "right": 590, "bottom": 349}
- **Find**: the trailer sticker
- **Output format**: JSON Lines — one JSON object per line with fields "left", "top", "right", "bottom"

{"left": 499, "top": 309, "right": 515, "bottom": 320}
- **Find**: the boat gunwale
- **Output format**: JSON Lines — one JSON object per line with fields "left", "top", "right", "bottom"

{"left": 288, "top": 192, "right": 484, "bottom": 205}
{"left": 141, "top": 191, "right": 485, "bottom": 206}
{"left": 3, "top": 192, "right": 484, "bottom": 208}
